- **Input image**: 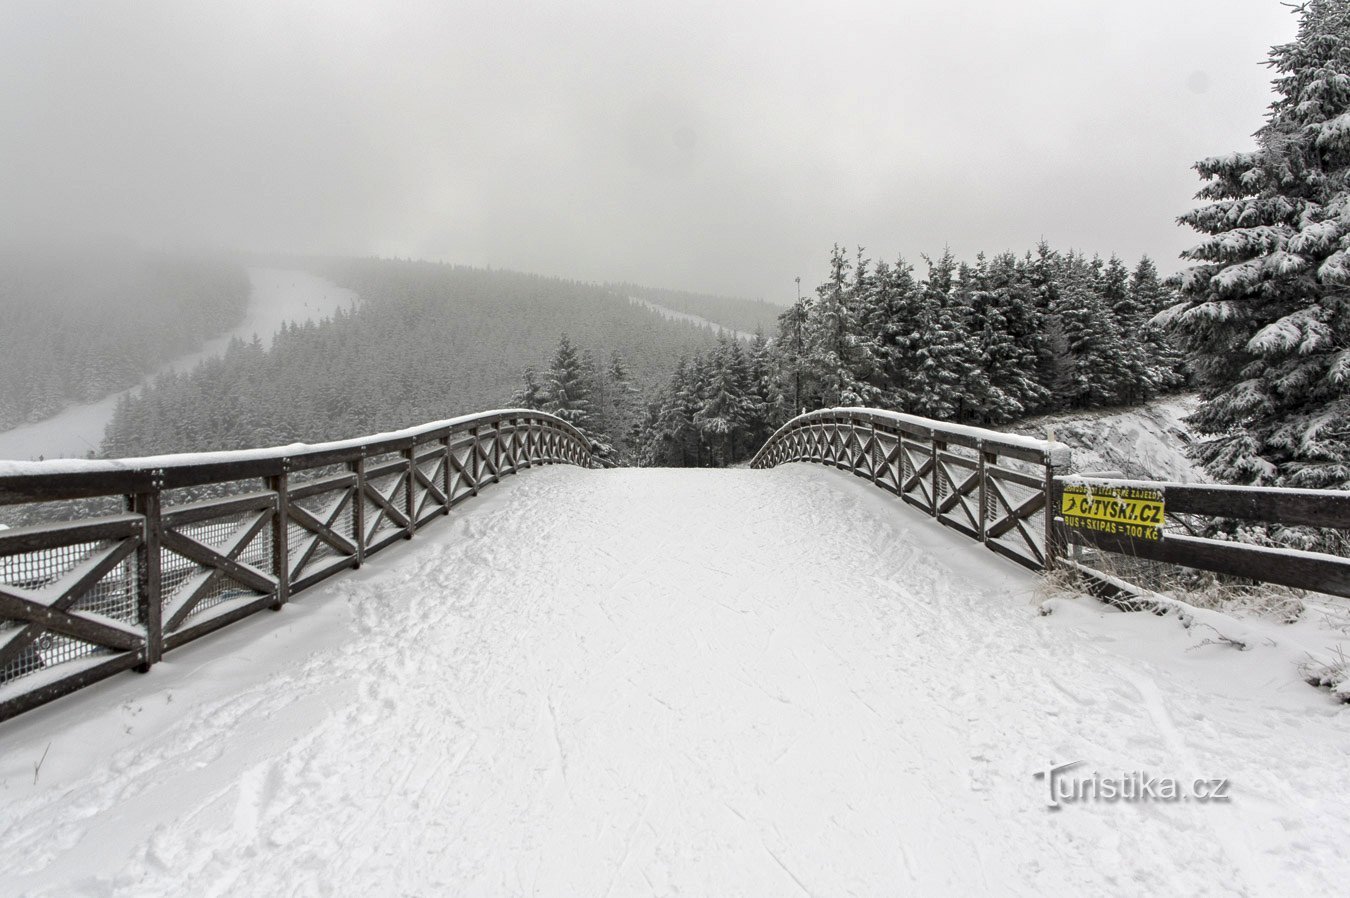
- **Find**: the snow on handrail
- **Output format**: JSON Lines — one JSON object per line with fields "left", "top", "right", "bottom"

{"left": 751, "top": 406, "right": 1068, "bottom": 572}
{"left": 752, "top": 407, "right": 1072, "bottom": 468}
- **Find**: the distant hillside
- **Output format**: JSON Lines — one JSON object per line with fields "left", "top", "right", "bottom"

{"left": 0, "top": 247, "right": 249, "bottom": 430}
{"left": 102, "top": 259, "right": 725, "bottom": 455}
{"left": 606, "top": 282, "right": 784, "bottom": 336}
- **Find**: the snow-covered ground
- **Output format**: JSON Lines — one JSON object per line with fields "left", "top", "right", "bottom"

{"left": 1, "top": 465, "right": 1347, "bottom": 896}
{"left": 627, "top": 295, "right": 757, "bottom": 341}
{"left": 1010, "top": 394, "right": 1209, "bottom": 482}
{"left": 0, "top": 269, "right": 356, "bottom": 462}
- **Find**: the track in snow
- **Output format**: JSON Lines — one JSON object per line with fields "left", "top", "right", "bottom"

{"left": 1, "top": 466, "right": 1347, "bottom": 896}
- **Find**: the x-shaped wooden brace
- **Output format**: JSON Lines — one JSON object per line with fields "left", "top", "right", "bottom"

{"left": 446, "top": 445, "right": 477, "bottom": 500}
{"left": 411, "top": 450, "right": 449, "bottom": 520}
{"left": 162, "top": 511, "right": 277, "bottom": 631}
{"left": 899, "top": 440, "right": 935, "bottom": 506}
{"left": 362, "top": 471, "right": 412, "bottom": 544}
{"left": 984, "top": 477, "right": 1047, "bottom": 564}
{"left": 935, "top": 456, "right": 981, "bottom": 530}
{"left": 289, "top": 488, "right": 358, "bottom": 581}
{"left": 0, "top": 538, "right": 144, "bottom": 668}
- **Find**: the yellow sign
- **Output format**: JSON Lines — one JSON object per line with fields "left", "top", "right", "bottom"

{"left": 1061, "top": 484, "right": 1165, "bottom": 541}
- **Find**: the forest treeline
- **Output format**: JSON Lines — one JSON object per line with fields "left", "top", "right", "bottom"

{"left": 514, "top": 244, "right": 1186, "bottom": 467}
{"left": 102, "top": 261, "right": 730, "bottom": 455}
{"left": 0, "top": 247, "right": 249, "bottom": 430}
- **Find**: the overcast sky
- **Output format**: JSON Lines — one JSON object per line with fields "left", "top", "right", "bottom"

{"left": 0, "top": 1, "right": 1296, "bottom": 302}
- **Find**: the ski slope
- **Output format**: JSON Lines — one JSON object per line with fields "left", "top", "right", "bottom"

{"left": 1, "top": 466, "right": 1348, "bottom": 896}
{"left": 0, "top": 269, "right": 356, "bottom": 462}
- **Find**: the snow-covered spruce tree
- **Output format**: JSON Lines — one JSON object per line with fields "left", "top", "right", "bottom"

{"left": 1097, "top": 254, "right": 1158, "bottom": 405}
{"left": 774, "top": 296, "right": 810, "bottom": 417}
{"left": 511, "top": 366, "right": 544, "bottom": 408}
{"left": 1051, "top": 252, "right": 1135, "bottom": 408}
{"left": 1129, "top": 257, "right": 1189, "bottom": 391}
{"left": 967, "top": 252, "right": 1050, "bottom": 423}
{"left": 801, "top": 246, "right": 882, "bottom": 409}
{"left": 910, "top": 250, "right": 989, "bottom": 421}
{"left": 543, "top": 334, "right": 596, "bottom": 435}
{"left": 863, "top": 255, "right": 924, "bottom": 412}
{"left": 1162, "top": 0, "right": 1350, "bottom": 488}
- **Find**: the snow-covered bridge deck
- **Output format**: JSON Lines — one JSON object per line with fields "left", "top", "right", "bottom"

{"left": 2, "top": 466, "right": 1347, "bottom": 896}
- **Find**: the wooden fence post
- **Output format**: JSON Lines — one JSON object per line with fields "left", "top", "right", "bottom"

{"left": 130, "top": 481, "right": 163, "bottom": 670}
{"left": 978, "top": 445, "right": 998, "bottom": 543}
{"left": 351, "top": 455, "right": 367, "bottom": 567}
{"left": 1044, "top": 456, "right": 1066, "bottom": 571}
{"left": 267, "top": 469, "right": 290, "bottom": 609}
{"left": 930, "top": 439, "right": 943, "bottom": 517}
{"left": 403, "top": 447, "right": 417, "bottom": 539}
{"left": 470, "top": 428, "right": 482, "bottom": 494}
{"left": 440, "top": 434, "right": 453, "bottom": 514}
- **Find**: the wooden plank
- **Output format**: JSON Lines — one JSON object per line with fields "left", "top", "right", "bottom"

{"left": 985, "top": 537, "right": 1044, "bottom": 572}
{"left": 364, "top": 527, "right": 404, "bottom": 557}
{"left": 0, "top": 651, "right": 146, "bottom": 724}
{"left": 0, "top": 589, "right": 145, "bottom": 651}
{"left": 162, "top": 593, "right": 276, "bottom": 651}
{"left": 987, "top": 464, "right": 1045, "bottom": 491}
{"left": 1160, "top": 483, "right": 1350, "bottom": 529}
{"left": 0, "top": 470, "right": 158, "bottom": 504}
{"left": 0, "top": 515, "right": 143, "bottom": 556}
{"left": 289, "top": 554, "right": 360, "bottom": 594}
{"left": 161, "top": 490, "right": 275, "bottom": 527}
{"left": 160, "top": 525, "right": 278, "bottom": 598}
{"left": 288, "top": 472, "right": 356, "bottom": 501}
{"left": 1061, "top": 525, "right": 1350, "bottom": 598}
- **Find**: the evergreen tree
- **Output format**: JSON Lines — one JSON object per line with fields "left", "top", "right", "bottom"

{"left": 911, "top": 250, "right": 988, "bottom": 420}
{"left": 801, "top": 246, "right": 881, "bottom": 408}
{"left": 543, "top": 334, "right": 595, "bottom": 434}
{"left": 967, "top": 253, "right": 1049, "bottom": 422}
{"left": 1129, "top": 257, "right": 1188, "bottom": 391}
{"left": 511, "top": 367, "right": 544, "bottom": 408}
{"left": 1163, "top": 0, "right": 1350, "bottom": 487}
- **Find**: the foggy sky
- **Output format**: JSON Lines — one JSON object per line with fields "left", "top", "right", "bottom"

{"left": 0, "top": 1, "right": 1296, "bottom": 302}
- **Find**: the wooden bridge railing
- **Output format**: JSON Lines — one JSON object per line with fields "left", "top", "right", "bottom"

{"left": 0, "top": 410, "right": 593, "bottom": 723}
{"left": 750, "top": 408, "right": 1073, "bottom": 571}
{"left": 751, "top": 407, "right": 1350, "bottom": 603}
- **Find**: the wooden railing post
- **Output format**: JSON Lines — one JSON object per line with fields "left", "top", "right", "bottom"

{"left": 470, "top": 427, "right": 482, "bottom": 494}
{"left": 440, "top": 434, "right": 453, "bottom": 514}
{"left": 130, "top": 479, "right": 163, "bottom": 670}
{"left": 1044, "top": 457, "right": 1066, "bottom": 571}
{"left": 267, "top": 468, "right": 290, "bottom": 609}
{"left": 492, "top": 422, "right": 502, "bottom": 483}
{"left": 977, "top": 444, "right": 995, "bottom": 543}
{"left": 930, "top": 439, "right": 943, "bottom": 517}
{"left": 403, "top": 447, "right": 417, "bottom": 539}
{"left": 351, "top": 455, "right": 367, "bottom": 567}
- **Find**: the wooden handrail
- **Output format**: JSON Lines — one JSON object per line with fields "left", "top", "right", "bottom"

{"left": 751, "top": 407, "right": 1072, "bottom": 571}
{"left": 0, "top": 409, "right": 593, "bottom": 723}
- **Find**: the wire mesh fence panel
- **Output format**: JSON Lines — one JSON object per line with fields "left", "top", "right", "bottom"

{"left": 1, "top": 538, "right": 139, "bottom": 685}
{"left": 162, "top": 511, "right": 275, "bottom": 624}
